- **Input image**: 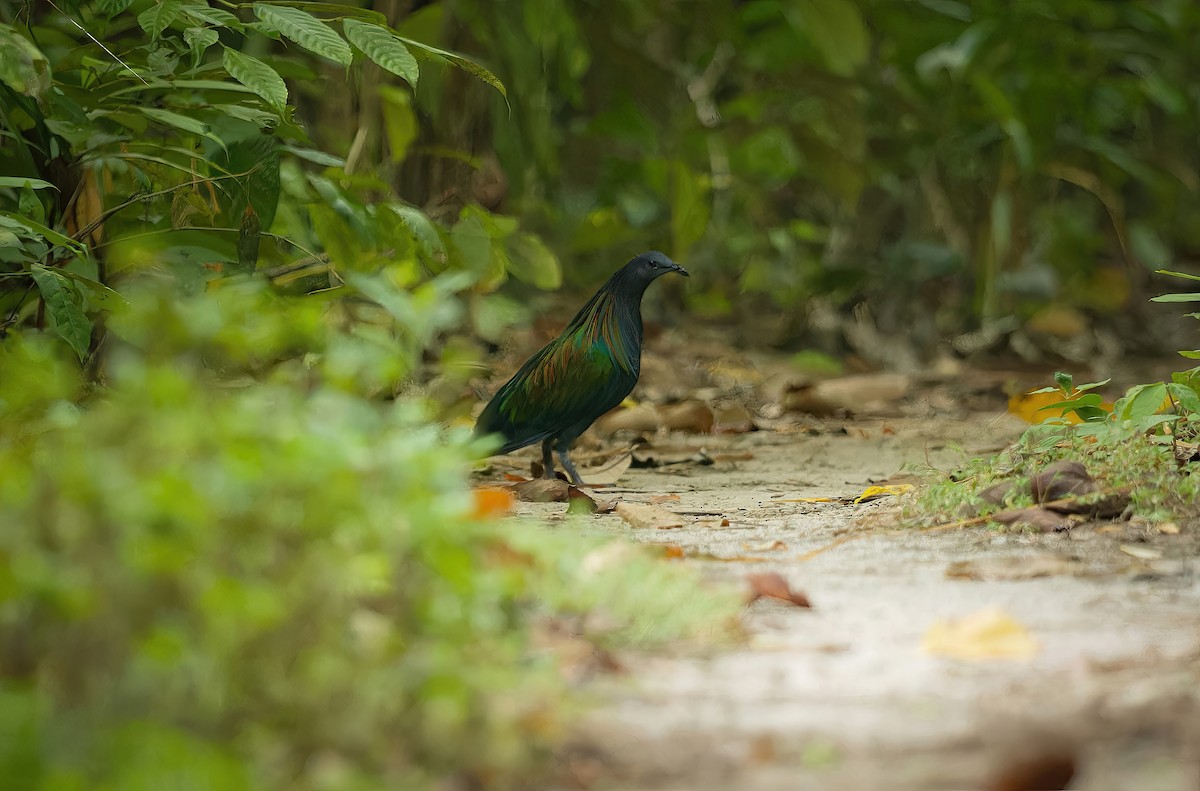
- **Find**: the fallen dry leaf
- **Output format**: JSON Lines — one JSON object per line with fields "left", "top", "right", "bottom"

{"left": 745, "top": 572, "right": 812, "bottom": 607}
{"left": 922, "top": 608, "right": 1039, "bottom": 660}
{"left": 576, "top": 452, "right": 633, "bottom": 485}
{"left": 649, "top": 493, "right": 682, "bottom": 505}
{"left": 657, "top": 400, "right": 715, "bottom": 433}
{"left": 853, "top": 484, "right": 914, "bottom": 503}
{"left": 510, "top": 478, "right": 615, "bottom": 513}
{"left": 471, "top": 487, "right": 515, "bottom": 519}
{"left": 946, "top": 555, "right": 1081, "bottom": 581}
{"left": 1030, "top": 460, "right": 1094, "bottom": 503}
{"left": 713, "top": 402, "right": 755, "bottom": 434}
{"left": 985, "top": 752, "right": 1077, "bottom": 791}
{"left": 512, "top": 478, "right": 572, "bottom": 502}
{"left": 743, "top": 540, "right": 787, "bottom": 552}
{"left": 1119, "top": 544, "right": 1163, "bottom": 560}
{"left": 659, "top": 543, "right": 686, "bottom": 559}
{"left": 992, "top": 507, "right": 1071, "bottom": 533}
{"left": 595, "top": 404, "right": 660, "bottom": 435}
{"left": 615, "top": 501, "right": 685, "bottom": 530}
{"left": 1157, "top": 522, "right": 1180, "bottom": 535}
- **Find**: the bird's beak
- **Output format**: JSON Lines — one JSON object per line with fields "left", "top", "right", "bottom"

{"left": 672, "top": 263, "right": 690, "bottom": 277}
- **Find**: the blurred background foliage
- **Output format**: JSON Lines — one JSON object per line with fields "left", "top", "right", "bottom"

{"left": 2, "top": 0, "right": 1199, "bottom": 787}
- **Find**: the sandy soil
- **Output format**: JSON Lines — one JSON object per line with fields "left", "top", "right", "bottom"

{"left": 510, "top": 414, "right": 1200, "bottom": 791}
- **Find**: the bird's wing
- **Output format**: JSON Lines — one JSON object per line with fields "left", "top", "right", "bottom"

{"left": 476, "top": 334, "right": 632, "bottom": 453}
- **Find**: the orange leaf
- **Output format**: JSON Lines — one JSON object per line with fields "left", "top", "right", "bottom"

{"left": 471, "top": 487, "right": 515, "bottom": 519}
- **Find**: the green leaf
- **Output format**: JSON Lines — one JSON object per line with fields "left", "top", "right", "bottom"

{"left": 1118, "top": 383, "right": 1167, "bottom": 425}
{"left": 1166, "top": 383, "right": 1200, "bottom": 413}
{"left": 281, "top": 145, "right": 344, "bottom": 167}
{"left": 222, "top": 49, "right": 288, "bottom": 110}
{"left": 1156, "top": 269, "right": 1200, "bottom": 283}
{"left": 0, "top": 177, "right": 55, "bottom": 192}
{"left": 505, "top": 233, "right": 561, "bottom": 290}
{"left": 1150, "top": 292, "right": 1200, "bottom": 303}
{"left": 254, "top": 4, "right": 352, "bottom": 66}
{"left": 275, "top": 2, "right": 387, "bottom": 23}
{"left": 136, "top": 107, "right": 227, "bottom": 151}
{"left": 1181, "top": 350, "right": 1200, "bottom": 360}
{"left": 0, "top": 23, "right": 52, "bottom": 99}
{"left": 1053, "top": 371, "right": 1074, "bottom": 392}
{"left": 0, "top": 211, "right": 86, "bottom": 254}
{"left": 184, "top": 27, "right": 219, "bottom": 68}
{"left": 785, "top": 0, "right": 868, "bottom": 77}
{"left": 181, "top": 4, "right": 244, "bottom": 30}
{"left": 57, "top": 269, "right": 127, "bottom": 311}
{"left": 398, "top": 36, "right": 504, "bottom": 97}
{"left": 18, "top": 182, "right": 45, "bottom": 224}
{"left": 138, "top": 0, "right": 184, "bottom": 40}
{"left": 389, "top": 203, "right": 446, "bottom": 267}
{"left": 343, "top": 20, "right": 419, "bottom": 87}
{"left": 379, "top": 85, "right": 417, "bottom": 163}
{"left": 30, "top": 265, "right": 93, "bottom": 361}
{"left": 98, "top": 0, "right": 136, "bottom": 15}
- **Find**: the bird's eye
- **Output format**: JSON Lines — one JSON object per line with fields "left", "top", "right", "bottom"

{"left": 651, "top": 262, "right": 659, "bottom": 268}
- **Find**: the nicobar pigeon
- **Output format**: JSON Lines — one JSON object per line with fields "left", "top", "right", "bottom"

{"left": 474, "top": 251, "right": 689, "bottom": 484}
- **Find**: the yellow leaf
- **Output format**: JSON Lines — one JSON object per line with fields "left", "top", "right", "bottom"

{"left": 922, "top": 608, "right": 1039, "bottom": 660}
{"left": 853, "top": 484, "right": 913, "bottom": 503}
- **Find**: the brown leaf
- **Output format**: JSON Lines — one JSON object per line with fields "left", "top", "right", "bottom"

{"left": 614, "top": 502, "right": 684, "bottom": 530}
{"left": 979, "top": 480, "right": 1016, "bottom": 506}
{"left": 1030, "top": 460, "right": 1094, "bottom": 503}
{"left": 595, "top": 404, "right": 660, "bottom": 435}
{"left": 577, "top": 452, "right": 633, "bottom": 485}
{"left": 649, "top": 493, "right": 681, "bottom": 505}
{"left": 743, "top": 540, "right": 787, "bottom": 552}
{"left": 713, "top": 402, "right": 755, "bottom": 434}
{"left": 657, "top": 400, "right": 715, "bottom": 433}
{"left": 660, "top": 543, "right": 686, "bottom": 559}
{"left": 985, "top": 752, "right": 1076, "bottom": 791}
{"left": 992, "top": 507, "right": 1071, "bottom": 533}
{"left": 745, "top": 572, "right": 812, "bottom": 607}
{"left": 510, "top": 479, "right": 615, "bottom": 513}
{"left": 512, "top": 478, "right": 572, "bottom": 502}
{"left": 946, "top": 555, "right": 1081, "bottom": 581}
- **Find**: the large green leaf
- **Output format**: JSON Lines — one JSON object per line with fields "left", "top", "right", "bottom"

{"left": 136, "top": 107, "right": 227, "bottom": 151}
{"left": 254, "top": 4, "right": 352, "bottom": 67}
{"left": 30, "top": 265, "right": 93, "bottom": 361}
{"left": 138, "top": 0, "right": 184, "bottom": 41}
{"left": 183, "top": 27, "right": 219, "bottom": 68}
{"left": 57, "top": 269, "right": 128, "bottom": 311}
{"left": 222, "top": 49, "right": 288, "bottom": 110}
{"left": 398, "top": 36, "right": 504, "bottom": 97}
{"left": 343, "top": 20, "right": 419, "bottom": 87}
{"left": 1150, "top": 292, "right": 1200, "bottom": 303}
{"left": 98, "top": 0, "right": 136, "bottom": 15}
{"left": 0, "top": 211, "right": 86, "bottom": 254}
{"left": 505, "top": 233, "right": 561, "bottom": 290}
{"left": 181, "top": 4, "right": 244, "bottom": 30}
{"left": 785, "top": 0, "right": 868, "bottom": 77}
{"left": 0, "top": 23, "right": 51, "bottom": 99}
{"left": 379, "top": 86, "right": 417, "bottom": 163}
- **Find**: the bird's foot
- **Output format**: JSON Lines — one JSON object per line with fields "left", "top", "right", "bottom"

{"left": 557, "top": 450, "right": 585, "bottom": 486}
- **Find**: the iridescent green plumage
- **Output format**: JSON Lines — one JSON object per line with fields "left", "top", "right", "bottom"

{"left": 475, "top": 251, "right": 688, "bottom": 483}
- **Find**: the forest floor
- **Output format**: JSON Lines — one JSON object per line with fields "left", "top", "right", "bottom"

{"left": 481, "top": 344, "right": 1200, "bottom": 791}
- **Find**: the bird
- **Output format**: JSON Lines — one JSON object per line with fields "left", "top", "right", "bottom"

{"left": 474, "top": 251, "right": 689, "bottom": 484}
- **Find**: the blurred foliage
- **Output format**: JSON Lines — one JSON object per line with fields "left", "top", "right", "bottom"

{"left": 0, "top": 280, "right": 739, "bottom": 791}
{"left": 0, "top": 0, "right": 557, "bottom": 368}
{"left": 0, "top": 4, "right": 740, "bottom": 789}
{"left": 381, "top": 0, "right": 1200, "bottom": 342}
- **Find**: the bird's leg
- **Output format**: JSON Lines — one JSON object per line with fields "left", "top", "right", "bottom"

{"left": 556, "top": 448, "right": 585, "bottom": 486}
{"left": 540, "top": 439, "right": 556, "bottom": 479}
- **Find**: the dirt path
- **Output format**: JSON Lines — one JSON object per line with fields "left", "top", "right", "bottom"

{"left": 518, "top": 414, "right": 1200, "bottom": 791}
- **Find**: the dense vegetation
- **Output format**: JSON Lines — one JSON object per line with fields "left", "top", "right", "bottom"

{"left": 2, "top": 0, "right": 1198, "bottom": 787}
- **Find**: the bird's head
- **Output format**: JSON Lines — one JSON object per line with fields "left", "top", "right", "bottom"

{"left": 627, "top": 250, "right": 689, "bottom": 283}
